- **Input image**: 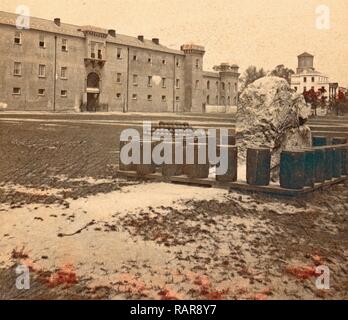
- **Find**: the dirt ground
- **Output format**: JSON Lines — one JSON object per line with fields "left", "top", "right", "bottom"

{"left": 0, "top": 114, "right": 347, "bottom": 300}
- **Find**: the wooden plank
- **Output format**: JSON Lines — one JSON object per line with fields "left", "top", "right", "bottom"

{"left": 312, "top": 176, "right": 347, "bottom": 191}
{"left": 226, "top": 181, "right": 313, "bottom": 196}
{"left": 170, "top": 175, "right": 216, "bottom": 187}
{"left": 117, "top": 169, "right": 348, "bottom": 197}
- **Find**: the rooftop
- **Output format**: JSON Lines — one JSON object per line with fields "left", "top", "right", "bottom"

{"left": 292, "top": 69, "right": 328, "bottom": 77}
{"left": 298, "top": 52, "right": 314, "bottom": 58}
{"left": 0, "top": 10, "right": 184, "bottom": 55}
{"left": 203, "top": 71, "right": 220, "bottom": 78}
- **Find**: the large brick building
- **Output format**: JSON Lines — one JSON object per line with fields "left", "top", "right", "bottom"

{"left": 0, "top": 11, "right": 240, "bottom": 113}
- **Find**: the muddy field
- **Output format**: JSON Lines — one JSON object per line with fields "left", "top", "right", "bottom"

{"left": 0, "top": 114, "right": 347, "bottom": 300}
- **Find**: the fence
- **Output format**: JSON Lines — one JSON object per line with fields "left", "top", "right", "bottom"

{"left": 118, "top": 125, "right": 348, "bottom": 196}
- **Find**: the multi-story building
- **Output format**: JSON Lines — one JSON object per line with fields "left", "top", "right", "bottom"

{"left": 290, "top": 52, "right": 329, "bottom": 97}
{"left": 0, "top": 11, "right": 239, "bottom": 113}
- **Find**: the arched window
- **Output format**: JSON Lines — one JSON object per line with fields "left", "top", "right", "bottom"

{"left": 87, "top": 72, "right": 100, "bottom": 88}
{"left": 207, "top": 81, "right": 210, "bottom": 90}
{"left": 207, "top": 95, "right": 210, "bottom": 104}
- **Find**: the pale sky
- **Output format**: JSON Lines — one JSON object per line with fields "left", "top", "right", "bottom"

{"left": 1, "top": 0, "right": 347, "bottom": 86}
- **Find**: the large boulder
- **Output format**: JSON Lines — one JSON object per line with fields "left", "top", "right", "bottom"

{"left": 236, "top": 76, "right": 312, "bottom": 180}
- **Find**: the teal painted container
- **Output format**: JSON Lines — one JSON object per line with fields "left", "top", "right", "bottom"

{"left": 314, "top": 148, "right": 325, "bottom": 183}
{"left": 280, "top": 151, "right": 305, "bottom": 190}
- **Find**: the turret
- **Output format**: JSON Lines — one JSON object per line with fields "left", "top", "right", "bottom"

{"left": 213, "top": 63, "right": 240, "bottom": 106}
{"left": 181, "top": 44, "right": 205, "bottom": 112}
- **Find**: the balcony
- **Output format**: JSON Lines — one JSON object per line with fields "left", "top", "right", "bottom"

{"left": 84, "top": 57, "right": 106, "bottom": 68}
{"left": 84, "top": 52, "right": 106, "bottom": 68}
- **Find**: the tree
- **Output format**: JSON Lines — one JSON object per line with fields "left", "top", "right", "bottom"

{"left": 335, "top": 89, "right": 347, "bottom": 115}
{"left": 303, "top": 88, "right": 319, "bottom": 115}
{"left": 303, "top": 88, "right": 327, "bottom": 116}
{"left": 240, "top": 66, "right": 266, "bottom": 91}
{"left": 270, "top": 64, "right": 295, "bottom": 84}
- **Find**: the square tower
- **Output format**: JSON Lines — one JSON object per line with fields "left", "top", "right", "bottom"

{"left": 297, "top": 52, "right": 314, "bottom": 73}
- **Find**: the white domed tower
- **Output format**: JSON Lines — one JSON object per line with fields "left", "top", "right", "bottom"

{"left": 291, "top": 52, "right": 329, "bottom": 97}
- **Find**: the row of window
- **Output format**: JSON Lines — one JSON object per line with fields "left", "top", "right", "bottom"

{"left": 13, "top": 32, "right": 200, "bottom": 70}
{"left": 126, "top": 77, "right": 227, "bottom": 91}
{"left": 11, "top": 87, "right": 179, "bottom": 102}
{"left": 90, "top": 41, "right": 103, "bottom": 60}
{"left": 119, "top": 93, "right": 234, "bottom": 104}
{"left": 13, "top": 62, "right": 68, "bottom": 79}
{"left": 123, "top": 50, "right": 190, "bottom": 69}
{"left": 294, "top": 86, "right": 326, "bottom": 92}
{"left": 206, "top": 95, "right": 236, "bottom": 105}
{"left": 129, "top": 53, "right": 172, "bottom": 66}
{"left": 14, "top": 30, "right": 183, "bottom": 67}
{"left": 13, "top": 63, "right": 234, "bottom": 94}
{"left": 89, "top": 41, "right": 185, "bottom": 67}
{"left": 13, "top": 62, "right": 184, "bottom": 90}
{"left": 12, "top": 88, "right": 235, "bottom": 104}
{"left": 124, "top": 74, "right": 181, "bottom": 88}
{"left": 14, "top": 31, "right": 68, "bottom": 51}
{"left": 88, "top": 42, "right": 186, "bottom": 66}
{"left": 206, "top": 80, "right": 237, "bottom": 91}
{"left": 126, "top": 93, "right": 177, "bottom": 102}
{"left": 12, "top": 87, "right": 67, "bottom": 97}
{"left": 303, "top": 76, "right": 328, "bottom": 83}
{"left": 303, "top": 76, "right": 316, "bottom": 83}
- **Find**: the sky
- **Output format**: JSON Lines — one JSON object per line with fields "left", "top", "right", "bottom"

{"left": 1, "top": 0, "right": 347, "bottom": 86}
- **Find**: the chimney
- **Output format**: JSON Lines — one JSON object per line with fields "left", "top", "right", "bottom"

{"left": 108, "top": 29, "right": 116, "bottom": 37}
{"left": 54, "top": 18, "right": 61, "bottom": 26}
{"left": 152, "top": 38, "right": 159, "bottom": 45}
{"left": 138, "top": 35, "right": 144, "bottom": 42}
